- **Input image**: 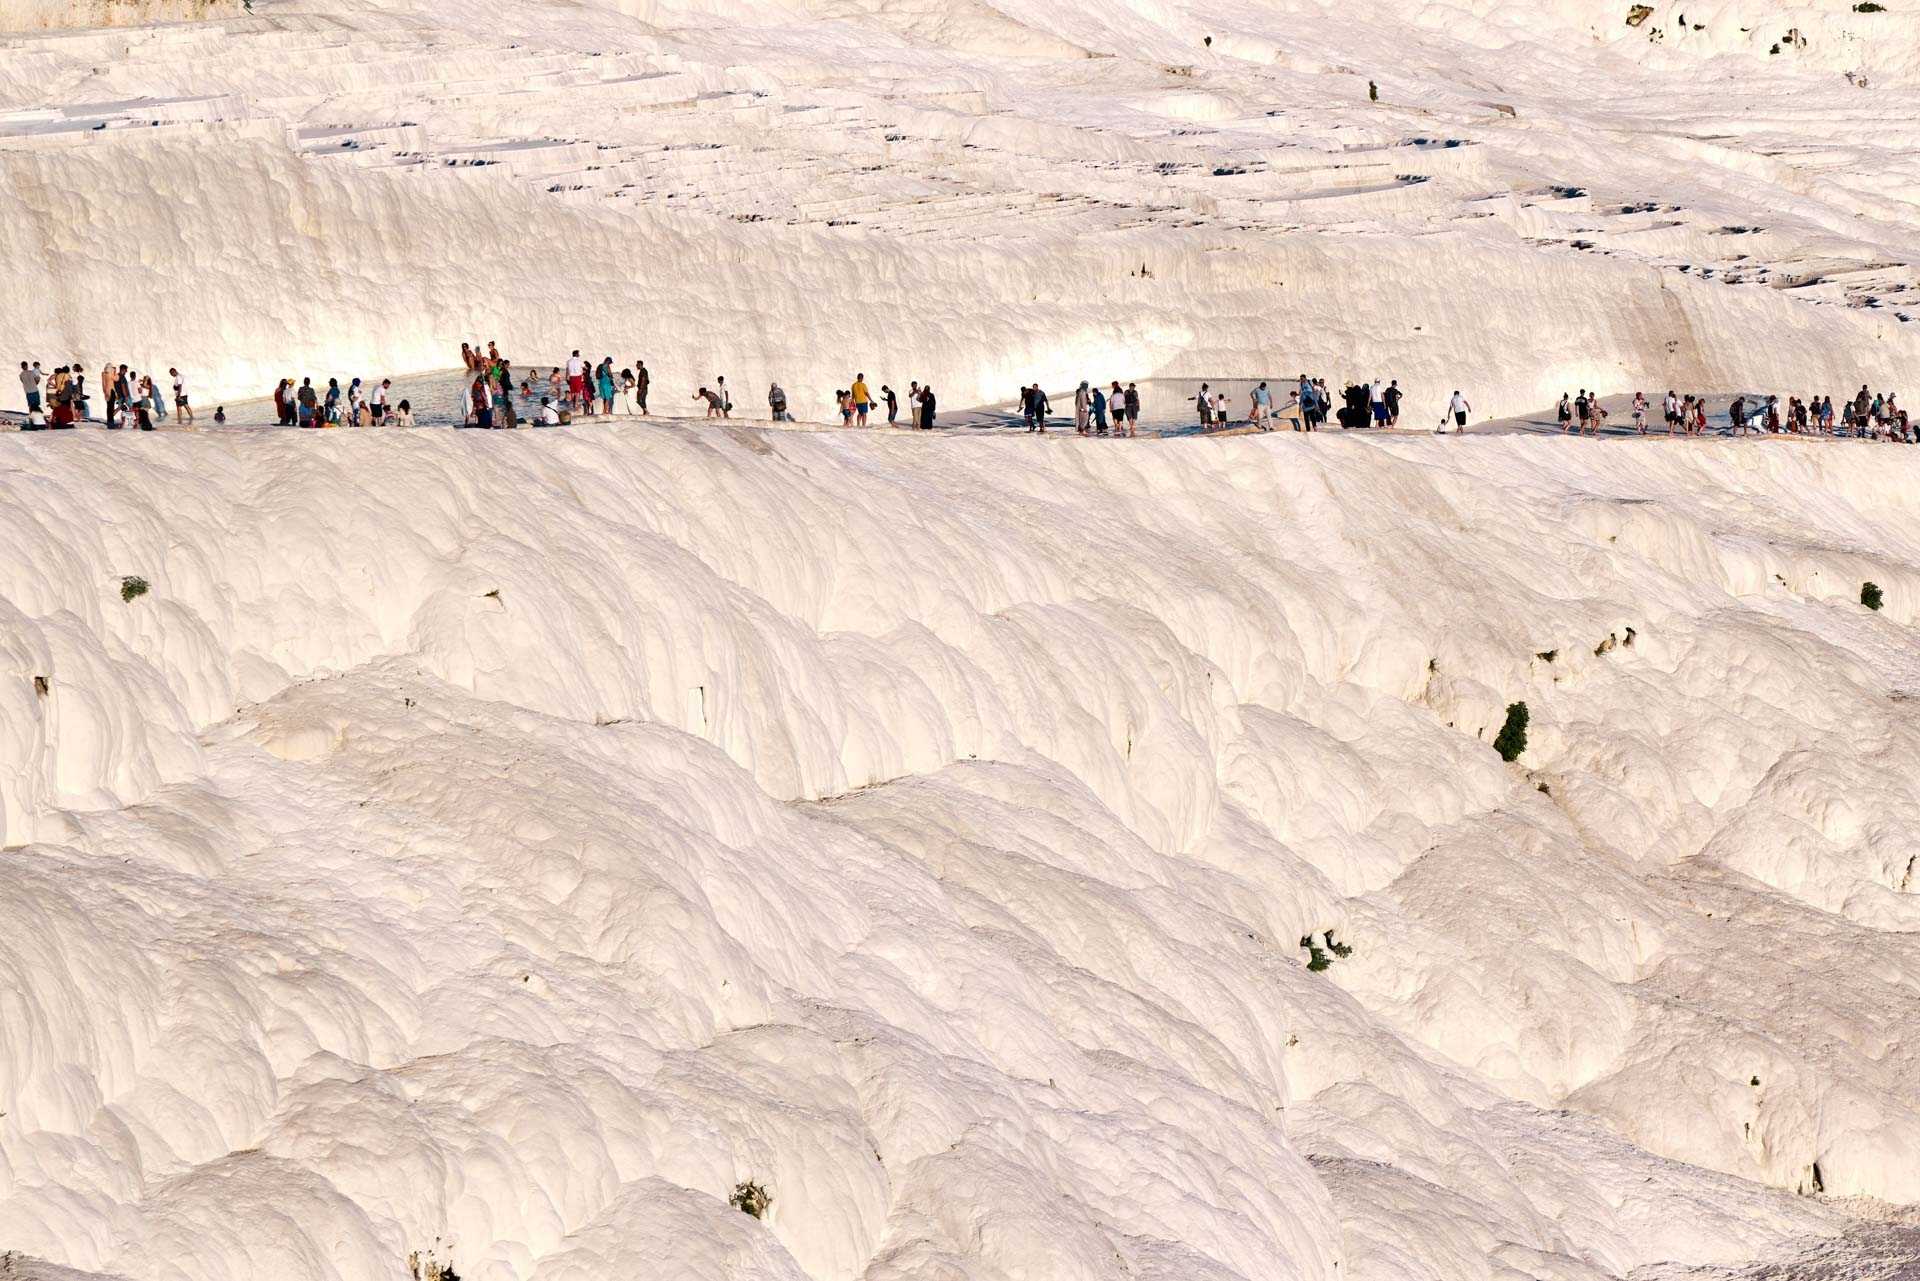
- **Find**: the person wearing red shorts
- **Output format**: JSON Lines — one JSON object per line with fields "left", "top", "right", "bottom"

{"left": 565, "top": 349, "right": 587, "bottom": 409}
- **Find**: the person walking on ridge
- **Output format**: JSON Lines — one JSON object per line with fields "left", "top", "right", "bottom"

{"left": 497, "top": 360, "right": 519, "bottom": 427}
{"left": 851, "top": 373, "right": 874, "bottom": 427}
{"left": 109, "top": 367, "right": 133, "bottom": 430}
{"left": 470, "top": 374, "right": 493, "bottom": 428}
{"left": 565, "top": 350, "right": 586, "bottom": 411}
{"left": 131, "top": 375, "right": 154, "bottom": 431}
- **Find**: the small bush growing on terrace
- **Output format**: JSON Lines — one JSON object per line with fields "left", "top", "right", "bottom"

{"left": 407, "top": 1250, "right": 460, "bottom": 1281}
{"left": 1493, "top": 702, "right": 1529, "bottom": 762}
{"left": 731, "top": 1180, "right": 772, "bottom": 1219}
{"left": 1862, "top": 581, "right": 1884, "bottom": 610}
{"left": 120, "top": 576, "right": 150, "bottom": 603}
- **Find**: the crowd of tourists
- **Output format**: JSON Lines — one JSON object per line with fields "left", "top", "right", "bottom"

{"left": 1555, "top": 386, "right": 1917, "bottom": 440}
{"left": 6, "top": 338, "right": 1414, "bottom": 438}
{"left": 457, "top": 345, "right": 949, "bottom": 431}
{"left": 1179, "top": 377, "right": 1415, "bottom": 432}
{"left": 1006, "top": 375, "right": 1445, "bottom": 435}
{"left": 830, "top": 375, "right": 940, "bottom": 429}
{"left": 270, "top": 374, "right": 413, "bottom": 427}
{"left": 16, "top": 359, "right": 219, "bottom": 430}
{"left": 1018, "top": 381, "right": 1140, "bottom": 435}
{"left": 13, "top": 342, "right": 1920, "bottom": 445}
{"left": 1559, "top": 386, "right": 1920, "bottom": 441}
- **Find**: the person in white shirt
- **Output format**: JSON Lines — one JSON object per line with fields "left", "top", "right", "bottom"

{"left": 19, "top": 360, "right": 42, "bottom": 413}
{"left": 371, "top": 379, "right": 391, "bottom": 425}
{"left": 170, "top": 368, "right": 193, "bottom": 424}
{"left": 565, "top": 350, "right": 586, "bottom": 410}
{"left": 1443, "top": 390, "right": 1471, "bottom": 434}
{"left": 539, "top": 397, "right": 561, "bottom": 426}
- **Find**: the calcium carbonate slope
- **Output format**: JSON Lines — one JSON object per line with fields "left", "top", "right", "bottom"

{"left": 1, "top": 422, "right": 1917, "bottom": 1280}
{"left": 6, "top": 0, "right": 1920, "bottom": 1275}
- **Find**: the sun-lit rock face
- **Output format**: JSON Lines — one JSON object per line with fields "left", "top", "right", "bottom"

{"left": 6, "top": 0, "right": 1920, "bottom": 1275}
{"left": 5, "top": 0, "right": 1920, "bottom": 425}
{"left": 1, "top": 423, "right": 1917, "bottom": 1280}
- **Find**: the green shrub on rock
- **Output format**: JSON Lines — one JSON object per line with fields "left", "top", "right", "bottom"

{"left": 1493, "top": 702, "right": 1529, "bottom": 762}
